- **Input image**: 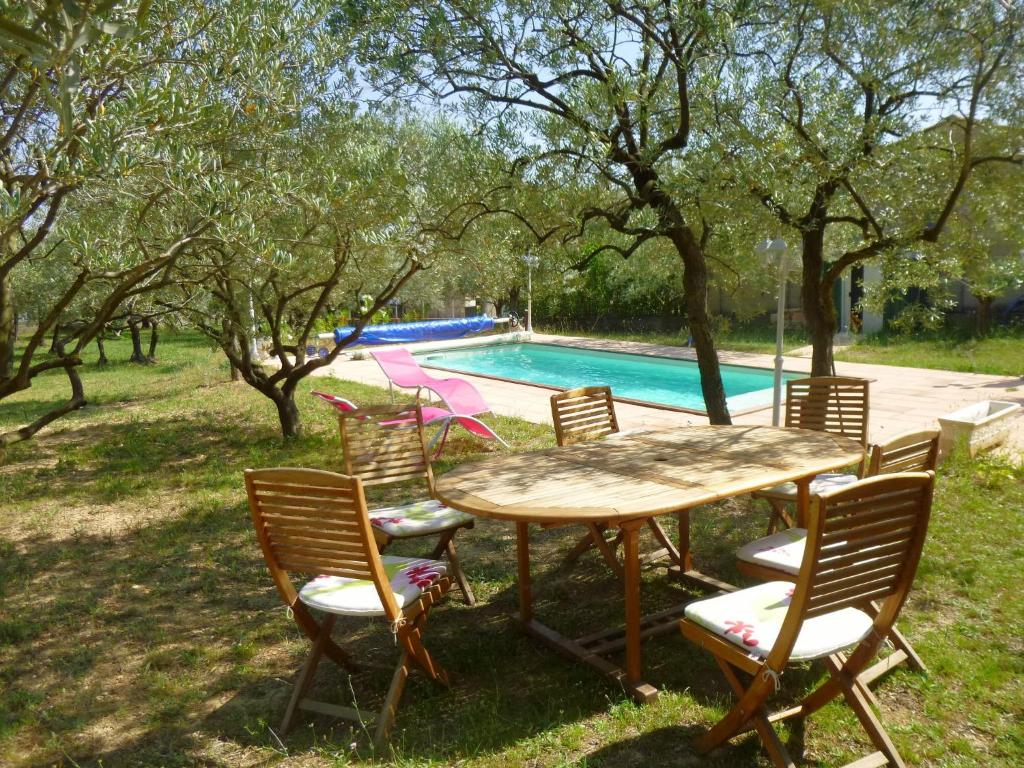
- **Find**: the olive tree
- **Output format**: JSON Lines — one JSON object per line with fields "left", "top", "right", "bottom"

{"left": 1, "top": 0, "right": 342, "bottom": 446}
{"left": 731, "top": 0, "right": 1023, "bottom": 373}
{"left": 172, "top": 114, "right": 492, "bottom": 438}
{"left": 345, "top": 0, "right": 774, "bottom": 423}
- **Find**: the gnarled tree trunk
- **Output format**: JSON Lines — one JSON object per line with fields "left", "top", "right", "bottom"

{"left": 147, "top": 321, "right": 159, "bottom": 361}
{"left": 0, "top": 273, "right": 14, "bottom": 379}
{"left": 96, "top": 333, "right": 109, "bottom": 365}
{"left": 672, "top": 229, "right": 730, "bottom": 424}
{"left": 976, "top": 296, "right": 993, "bottom": 337}
{"left": 127, "top": 317, "right": 150, "bottom": 364}
{"left": 273, "top": 386, "right": 302, "bottom": 440}
{"left": 800, "top": 228, "right": 837, "bottom": 377}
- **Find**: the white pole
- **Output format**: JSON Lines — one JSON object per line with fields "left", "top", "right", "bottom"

{"left": 772, "top": 265, "right": 786, "bottom": 427}
{"left": 248, "top": 293, "right": 259, "bottom": 360}
{"left": 526, "top": 263, "right": 533, "bottom": 333}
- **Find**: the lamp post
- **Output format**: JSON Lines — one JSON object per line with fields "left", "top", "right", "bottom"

{"left": 755, "top": 237, "right": 791, "bottom": 426}
{"left": 522, "top": 252, "right": 540, "bottom": 333}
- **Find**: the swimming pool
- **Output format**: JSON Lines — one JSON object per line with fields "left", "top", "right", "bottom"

{"left": 416, "top": 342, "right": 796, "bottom": 413}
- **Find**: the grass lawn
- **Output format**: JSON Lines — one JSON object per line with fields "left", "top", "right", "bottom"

{"left": 834, "top": 331, "right": 1024, "bottom": 376}
{"left": 1, "top": 333, "right": 1022, "bottom": 767}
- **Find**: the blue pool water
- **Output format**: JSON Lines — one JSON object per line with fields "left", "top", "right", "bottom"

{"left": 417, "top": 343, "right": 795, "bottom": 413}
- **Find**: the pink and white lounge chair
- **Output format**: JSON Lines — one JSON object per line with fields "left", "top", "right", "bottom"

{"left": 369, "top": 348, "right": 491, "bottom": 417}
{"left": 310, "top": 391, "right": 508, "bottom": 455}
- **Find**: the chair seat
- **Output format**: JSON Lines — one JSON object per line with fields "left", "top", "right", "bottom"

{"left": 683, "top": 581, "right": 873, "bottom": 661}
{"left": 753, "top": 472, "right": 859, "bottom": 501}
{"left": 369, "top": 499, "right": 474, "bottom": 537}
{"left": 299, "top": 556, "right": 447, "bottom": 616}
{"left": 735, "top": 528, "right": 808, "bottom": 576}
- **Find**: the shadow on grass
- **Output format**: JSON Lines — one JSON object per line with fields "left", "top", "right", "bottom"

{"left": 1, "top": 481, "right": 779, "bottom": 768}
{"left": 0, "top": 364, "right": 814, "bottom": 766}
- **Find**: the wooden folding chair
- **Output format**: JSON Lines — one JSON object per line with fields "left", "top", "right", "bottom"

{"left": 754, "top": 376, "right": 870, "bottom": 532}
{"left": 339, "top": 404, "right": 477, "bottom": 605}
{"left": 867, "top": 428, "right": 940, "bottom": 476}
{"left": 245, "top": 467, "right": 452, "bottom": 746}
{"left": 737, "top": 428, "right": 941, "bottom": 684}
{"left": 683, "top": 472, "right": 935, "bottom": 767}
{"left": 550, "top": 386, "right": 680, "bottom": 577}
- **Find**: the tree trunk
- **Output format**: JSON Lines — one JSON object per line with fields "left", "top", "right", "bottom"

{"left": 96, "top": 334, "right": 109, "bottom": 365}
{"left": 274, "top": 389, "right": 302, "bottom": 439}
{"left": 670, "top": 228, "right": 731, "bottom": 424}
{"left": 800, "top": 228, "right": 837, "bottom": 377}
{"left": 147, "top": 321, "right": 159, "bottom": 361}
{"left": 128, "top": 318, "right": 150, "bottom": 364}
{"left": 230, "top": 361, "right": 242, "bottom": 382}
{"left": 0, "top": 272, "right": 14, "bottom": 379}
{"left": 0, "top": 359, "right": 86, "bottom": 449}
{"left": 976, "top": 296, "right": 993, "bottom": 337}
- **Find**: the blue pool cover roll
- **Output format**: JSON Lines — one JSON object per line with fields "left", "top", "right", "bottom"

{"left": 334, "top": 315, "right": 495, "bottom": 346}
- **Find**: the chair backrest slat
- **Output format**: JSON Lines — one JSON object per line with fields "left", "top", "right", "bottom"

{"left": 339, "top": 405, "right": 433, "bottom": 490}
{"left": 785, "top": 376, "right": 870, "bottom": 449}
{"left": 246, "top": 468, "right": 380, "bottom": 582}
{"left": 800, "top": 473, "right": 933, "bottom": 620}
{"left": 245, "top": 467, "right": 402, "bottom": 621}
{"left": 868, "top": 429, "right": 940, "bottom": 476}
{"left": 551, "top": 386, "right": 619, "bottom": 446}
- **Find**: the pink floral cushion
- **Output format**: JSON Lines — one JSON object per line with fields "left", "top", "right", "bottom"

{"left": 735, "top": 528, "right": 808, "bottom": 576}
{"left": 369, "top": 499, "right": 474, "bottom": 537}
{"left": 684, "top": 581, "right": 873, "bottom": 661}
{"left": 755, "top": 472, "right": 859, "bottom": 501}
{"left": 298, "top": 556, "right": 447, "bottom": 616}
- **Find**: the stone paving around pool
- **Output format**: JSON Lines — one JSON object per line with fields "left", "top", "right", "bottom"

{"left": 313, "top": 332, "right": 1024, "bottom": 457}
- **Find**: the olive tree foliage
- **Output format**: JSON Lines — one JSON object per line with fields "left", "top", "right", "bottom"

{"left": 0, "top": 0, "right": 275, "bottom": 447}
{"left": 167, "top": 113, "right": 494, "bottom": 439}
{"left": 727, "top": 0, "right": 1024, "bottom": 374}
{"left": 344, "top": 0, "right": 779, "bottom": 423}
{"left": 861, "top": 150, "right": 1024, "bottom": 337}
{"left": 938, "top": 150, "right": 1024, "bottom": 335}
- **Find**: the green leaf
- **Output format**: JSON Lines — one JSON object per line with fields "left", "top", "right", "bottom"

{"left": 100, "top": 21, "right": 135, "bottom": 38}
{"left": 61, "top": 0, "right": 86, "bottom": 21}
{"left": 0, "top": 17, "right": 56, "bottom": 56}
{"left": 70, "top": 25, "right": 95, "bottom": 51}
{"left": 136, "top": 0, "right": 153, "bottom": 25}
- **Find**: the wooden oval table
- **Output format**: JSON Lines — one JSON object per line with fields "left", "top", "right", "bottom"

{"left": 435, "top": 424, "right": 865, "bottom": 702}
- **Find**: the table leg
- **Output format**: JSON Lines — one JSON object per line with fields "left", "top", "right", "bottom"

{"left": 621, "top": 520, "right": 643, "bottom": 683}
{"left": 668, "top": 507, "right": 739, "bottom": 594}
{"left": 795, "top": 477, "right": 811, "bottom": 528}
{"left": 516, "top": 521, "right": 532, "bottom": 623}
{"left": 677, "top": 509, "right": 693, "bottom": 573}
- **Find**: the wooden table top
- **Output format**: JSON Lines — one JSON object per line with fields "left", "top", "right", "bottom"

{"left": 435, "top": 425, "right": 865, "bottom": 525}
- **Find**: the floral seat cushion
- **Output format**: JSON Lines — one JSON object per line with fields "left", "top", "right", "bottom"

{"left": 298, "top": 556, "right": 447, "bottom": 617}
{"left": 684, "top": 580, "right": 873, "bottom": 662}
{"left": 369, "top": 499, "right": 474, "bottom": 537}
{"left": 735, "top": 528, "right": 808, "bottom": 576}
{"left": 755, "top": 472, "right": 859, "bottom": 501}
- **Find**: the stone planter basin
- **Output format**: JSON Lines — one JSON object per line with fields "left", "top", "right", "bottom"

{"left": 938, "top": 400, "right": 1021, "bottom": 459}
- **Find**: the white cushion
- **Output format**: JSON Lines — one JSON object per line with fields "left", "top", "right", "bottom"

{"left": 755, "top": 472, "right": 859, "bottom": 501}
{"left": 298, "top": 556, "right": 447, "bottom": 616}
{"left": 684, "top": 581, "right": 873, "bottom": 662}
{"left": 369, "top": 499, "right": 474, "bottom": 537}
{"left": 736, "top": 528, "right": 808, "bottom": 576}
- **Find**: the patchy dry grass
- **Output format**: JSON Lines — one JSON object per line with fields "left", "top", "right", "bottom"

{"left": 1, "top": 333, "right": 1022, "bottom": 767}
